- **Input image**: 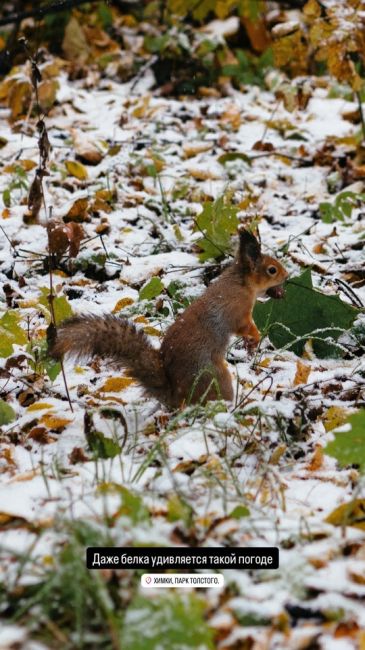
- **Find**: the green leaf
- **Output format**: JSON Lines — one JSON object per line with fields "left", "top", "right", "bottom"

{"left": 195, "top": 195, "right": 239, "bottom": 261}
{"left": 218, "top": 152, "right": 252, "bottom": 166}
{"left": 2, "top": 188, "right": 11, "bottom": 207}
{"left": 121, "top": 594, "right": 214, "bottom": 650}
{"left": 44, "top": 358, "right": 62, "bottom": 381}
{"left": 167, "top": 494, "right": 193, "bottom": 526}
{"left": 86, "top": 428, "right": 120, "bottom": 459}
{"left": 0, "top": 399, "right": 16, "bottom": 425}
{"left": 99, "top": 484, "right": 149, "bottom": 523}
{"left": 139, "top": 277, "right": 164, "bottom": 301}
{"left": 0, "top": 311, "right": 27, "bottom": 357}
{"left": 39, "top": 288, "right": 73, "bottom": 325}
{"left": 97, "top": 1, "right": 113, "bottom": 28}
{"left": 324, "top": 410, "right": 365, "bottom": 472}
{"left": 253, "top": 269, "right": 359, "bottom": 357}
{"left": 229, "top": 505, "right": 250, "bottom": 519}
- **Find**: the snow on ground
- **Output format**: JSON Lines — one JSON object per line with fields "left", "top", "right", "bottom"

{"left": 0, "top": 60, "right": 364, "bottom": 648}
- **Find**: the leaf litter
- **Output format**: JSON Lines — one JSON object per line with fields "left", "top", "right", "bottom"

{"left": 0, "top": 43, "right": 365, "bottom": 650}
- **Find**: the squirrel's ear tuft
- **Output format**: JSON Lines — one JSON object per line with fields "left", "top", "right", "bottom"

{"left": 238, "top": 228, "right": 261, "bottom": 269}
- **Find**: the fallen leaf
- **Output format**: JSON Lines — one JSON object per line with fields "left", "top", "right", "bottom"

{"left": 326, "top": 499, "right": 365, "bottom": 530}
{"left": 293, "top": 360, "right": 311, "bottom": 386}
{"left": 64, "top": 197, "right": 89, "bottom": 222}
{"left": 100, "top": 377, "right": 134, "bottom": 392}
{"left": 323, "top": 406, "right": 349, "bottom": 432}
{"left": 38, "top": 79, "right": 59, "bottom": 111}
{"left": 183, "top": 142, "right": 213, "bottom": 158}
{"left": 112, "top": 297, "right": 134, "bottom": 313}
{"left": 306, "top": 445, "right": 324, "bottom": 471}
{"left": 71, "top": 129, "right": 104, "bottom": 165}
{"left": 8, "top": 79, "right": 32, "bottom": 121}
{"left": 27, "top": 402, "right": 55, "bottom": 412}
{"left": 65, "top": 160, "right": 88, "bottom": 180}
{"left": 40, "top": 414, "right": 72, "bottom": 431}
{"left": 28, "top": 426, "right": 54, "bottom": 444}
{"left": 62, "top": 16, "right": 90, "bottom": 64}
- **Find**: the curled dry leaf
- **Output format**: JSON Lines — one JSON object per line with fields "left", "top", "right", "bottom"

{"left": 28, "top": 172, "right": 43, "bottom": 220}
{"left": 47, "top": 219, "right": 85, "bottom": 259}
{"left": 37, "top": 120, "right": 52, "bottom": 168}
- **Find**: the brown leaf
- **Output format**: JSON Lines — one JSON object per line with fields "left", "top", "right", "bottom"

{"left": 241, "top": 16, "right": 271, "bottom": 53}
{"left": 64, "top": 197, "right": 89, "bottom": 222}
{"left": 28, "top": 172, "right": 43, "bottom": 220}
{"left": 252, "top": 140, "right": 274, "bottom": 152}
{"left": 28, "top": 426, "right": 54, "bottom": 444}
{"left": 69, "top": 447, "right": 89, "bottom": 464}
{"left": 65, "top": 222, "right": 85, "bottom": 257}
{"left": 47, "top": 220, "right": 69, "bottom": 259}
{"left": 37, "top": 119, "right": 51, "bottom": 167}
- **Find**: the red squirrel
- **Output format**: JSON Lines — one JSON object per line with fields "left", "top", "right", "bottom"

{"left": 51, "top": 229, "right": 288, "bottom": 407}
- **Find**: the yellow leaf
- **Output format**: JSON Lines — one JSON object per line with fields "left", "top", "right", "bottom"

{"left": 2, "top": 208, "right": 10, "bottom": 219}
{"left": 258, "top": 357, "right": 271, "bottom": 368}
{"left": 100, "top": 377, "right": 134, "bottom": 392}
{"left": 303, "top": 0, "right": 321, "bottom": 18}
{"left": 183, "top": 142, "right": 213, "bottom": 158}
{"left": 18, "top": 298, "right": 39, "bottom": 309}
{"left": 40, "top": 414, "right": 72, "bottom": 431}
{"left": 65, "top": 160, "right": 88, "bottom": 180}
{"left": 323, "top": 406, "right": 348, "bottom": 432}
{"left": 360, "top": 631, "right": 365, "bottom": 650}
{"left": 62, "top": 16, "right": 90, "bottom": 64}
{"left": 112, "top": 297, "right": 134, "bottom": 313}
{"left": 326, "top": 499, "right": 365, "bottom": 530}
{"left": 4, "top": 159, "right": 37, "bottom": 173}
{"left": 215, "top": 0, "right": 237, "bottom": 19}
{"left": 133, "top": 315, "right": 148, "bottom": 324}
{"left": 132, "top": 95, "right": 150, "bottom": 118}
{"left": 8, "top": 79, "right": 32, "bottom": 121}
{"left": 269, "top": 444, "right": 286, "bottom": 465}
{"left": 27, "top": 402, "right": 55, "bottom": 412}
{"left": 273, "top": 29, "right": 308, "bottom": 76}
{"left": 143, "top": 326, "right": 161, "bottom": 337}
{"left": 189, "top": 168, "right": 222, "bottom": 181}
{"left": 38, "top": 79, "right": 59, "bottom": 111}
{"left": 293, "top": 361, "right": 311, "bottom": 386}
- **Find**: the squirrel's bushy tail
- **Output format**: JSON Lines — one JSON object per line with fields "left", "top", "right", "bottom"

{"left": 50, "top": 315, "right": 169, "bottom": 401}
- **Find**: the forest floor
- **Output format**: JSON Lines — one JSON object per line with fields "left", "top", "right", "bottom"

{"left": 0, "top": 51, "right": 365, "bottom": 650}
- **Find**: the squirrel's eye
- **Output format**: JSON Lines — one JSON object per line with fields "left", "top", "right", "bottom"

{"left": 268, "top": 266, "right": 277, "bottom": 275}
